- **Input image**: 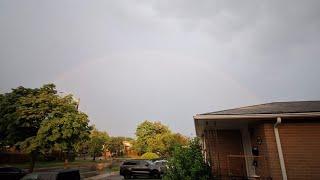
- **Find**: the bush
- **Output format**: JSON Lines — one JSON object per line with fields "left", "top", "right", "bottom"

{"left": 163, "top": 138, "right": 212, "bottom": 180}
{"left": 140, "top": 152, "right": 160, "bottom": 160}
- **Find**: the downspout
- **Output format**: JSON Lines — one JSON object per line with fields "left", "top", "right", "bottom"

{"left": 274, "top": 117, "right": 287, "bottom": 180}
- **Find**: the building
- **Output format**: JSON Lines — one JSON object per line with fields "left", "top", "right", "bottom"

{"left": 194, "top": 101, "right": 320, "bottom": 180}
{"left": 122, "top": 141, "right": 138, "bottom": 157}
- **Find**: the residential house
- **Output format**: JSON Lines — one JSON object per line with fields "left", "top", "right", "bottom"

{"left": 194, "top": 101, "right": 320, "bottom": 179}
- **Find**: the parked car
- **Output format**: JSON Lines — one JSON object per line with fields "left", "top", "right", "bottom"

{"left": 0, "top": 166, "right": 28, "bottom": 180}
{"left": 120, "top": 160, "right": 161, "bottom": 179}
{"left": 153, "top": 160, "right": 168, "bottom": 174}
{"left": 21, "top": 169, "right": 80, "bottom": 180}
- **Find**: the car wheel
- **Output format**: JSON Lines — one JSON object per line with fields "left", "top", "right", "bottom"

{"left": 151, "top": 170, "right": 160, "bottom": 179}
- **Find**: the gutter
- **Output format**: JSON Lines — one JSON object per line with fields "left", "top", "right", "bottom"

{"left": 194, "top": 112, "right": 320, "bottom": 120}
{"left": 274, "top": 117, "right": 287, "bottom": 180}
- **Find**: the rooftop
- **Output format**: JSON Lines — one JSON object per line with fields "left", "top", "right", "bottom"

{"left": 200, "top": 101, "right": 320, "bottom": 116}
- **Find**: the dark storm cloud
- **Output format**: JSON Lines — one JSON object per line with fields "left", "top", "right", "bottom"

{"left": 1, "top": 0, "right": 320, "bottom": 136}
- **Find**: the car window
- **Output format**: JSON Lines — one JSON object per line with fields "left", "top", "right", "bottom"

{"left": 123, "top": 161, "right": 137, "bottom": 165}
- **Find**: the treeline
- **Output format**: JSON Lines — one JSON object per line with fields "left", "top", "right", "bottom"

{"left": 82, "top": 128, "right": 134, "bottom": 161}
{"left": 0, "top": 84, "right": 211, "bottom": 179}
{"left": 0, "top": 84, "right": 188, "bottom": 170}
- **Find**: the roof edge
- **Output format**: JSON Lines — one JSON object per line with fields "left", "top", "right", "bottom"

{"left": 194, "top": 112, "right": 320, "bottom": 120}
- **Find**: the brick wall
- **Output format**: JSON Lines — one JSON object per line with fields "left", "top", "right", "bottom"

{"left": 204, "top": 121, "right": 320, "bottom": 180}
{"left": 251, "top": 122, "right": 320, "bottom": 180}
{"left": 263, "top": 123, "right": 283, "bottom": 180}
{"left": 205, "top": 129, "right": 246, "bottom": 178}
{"left": 279, "top": 123, "right": 320, "bottom": 179}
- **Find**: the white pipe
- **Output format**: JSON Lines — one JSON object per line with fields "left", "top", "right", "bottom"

{"left": 274, "top": 117, "right": 287, "bottom": 180}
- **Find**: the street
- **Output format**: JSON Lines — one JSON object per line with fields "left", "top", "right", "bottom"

{"left": 105, "top": 173, "right": 160, "bottom": 180}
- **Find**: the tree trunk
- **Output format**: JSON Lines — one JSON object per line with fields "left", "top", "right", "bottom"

{"left": 29, "top": 151, "right": 37, "bottom": 173}
{"left": 93, "top": 152, "right": 96, "bottom": 161}
{"left": 64, "top": 150, "right": 69, "bottom": 169}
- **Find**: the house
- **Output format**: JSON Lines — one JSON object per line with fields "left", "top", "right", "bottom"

{"left": 194, "top": 101, "right": 320, "bottom": 180}
{"left": 122, "top": 141, "right": 138, "bottom": 157}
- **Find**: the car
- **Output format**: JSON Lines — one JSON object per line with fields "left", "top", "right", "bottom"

{"left": 120, "top": 160, "right": 161, "bottom": 179}
{"left": 0, "top": 166, "right": 28, "bottom": 180}
{"left": 21, "top": 169, "right": 80, "bottom": 180}
{"left": 153, "top": 160, "right": 168, "bottom": 174}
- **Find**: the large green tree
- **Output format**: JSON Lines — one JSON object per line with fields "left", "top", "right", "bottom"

{"left": 87, "top": 128, "right": 109, "bottom": 161}
{"left": 0, "top": 84, "right": 91, "bottom": 172}
{"left": 146, "top": 132, "right": 188, "bottom": 157}
{"left": 134, "top": 120, "right": 170, "bottom": 154}
{"left": 0, "top": 85, "right": 56, "bottom": 146}
{"left": 134, "top": 120, "right": 187, "bottom": 156}
{"left": 29, "top": 111, "right": 91, "bottom": 158}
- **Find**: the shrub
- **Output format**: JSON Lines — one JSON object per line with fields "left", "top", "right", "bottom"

{"left": 140, "top": 152, "right": 160, "bottom": 160}
{"left": 163, "top": 138, "right": 212, "bottom": 180}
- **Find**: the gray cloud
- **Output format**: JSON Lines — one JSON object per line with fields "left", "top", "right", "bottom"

{"left": 1, "top": 0, "right": 320, "bottom": 136}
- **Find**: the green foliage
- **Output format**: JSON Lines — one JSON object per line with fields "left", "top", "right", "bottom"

{"left": 87, "top": 128, "right": 109, "bottom": 160}
{"left": 134, "top": 120, "right": 188, "bottom": 156}
{"left": 105, "top": 136, "right": 126, "bottom": 157}
{"left": 0, "top": 85, "right": 57, "bottom": 146}
{"left": 146, "top": 132, "right": 188, "bottom": 157}
{"left": 0, "top": 84, "right": 91, "bottom": 171}
{"left": 163, "top": 138, "right": 212, "bottom": 180}
{"left": 141, "top": 152, "right": 160, "bottom": 160}
{"left": 134, "top": 120, "right": 170, "bottom": 154}
{"left": 34, "top": 112, "right": 91, "bottom": 152}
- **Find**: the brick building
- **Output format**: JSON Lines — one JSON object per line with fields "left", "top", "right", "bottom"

{"left": 194, "top": 101, "right": 320, "bottom": 180}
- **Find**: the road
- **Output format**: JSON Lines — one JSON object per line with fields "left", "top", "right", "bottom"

{"left": 105, "top": 173, "right": 160, "bottom": 180}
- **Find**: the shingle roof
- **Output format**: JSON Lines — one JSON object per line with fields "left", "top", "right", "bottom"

{"left": 201, "top": 101, "right": 320, "bottom": 115}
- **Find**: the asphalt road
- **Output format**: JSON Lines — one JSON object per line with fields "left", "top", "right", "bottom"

{"left": 105, "top": 173, "right": 160, "bottom": 180}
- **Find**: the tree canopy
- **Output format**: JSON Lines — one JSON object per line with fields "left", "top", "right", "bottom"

{"left": 87, "top": 128, "right": 109, "bottom": 160}
{"left": 106, "top": 136, "right": 126, "bottom": 157}
{"left": 0, "top": 84, "right": 58, "bottom": 146}
{"left": 0, "top": 84, "right": 91, "bottom": 171}
{"left": 134, "top": 120, "right": 188, "bottom": 156}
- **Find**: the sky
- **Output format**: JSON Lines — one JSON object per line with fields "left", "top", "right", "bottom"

{"left": 1, "top": 0, "right": 320, "bottom": 137}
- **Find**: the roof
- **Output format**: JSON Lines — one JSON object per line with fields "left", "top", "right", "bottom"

{"left": 200, "top": 101, "right": 320, "bottom": 116}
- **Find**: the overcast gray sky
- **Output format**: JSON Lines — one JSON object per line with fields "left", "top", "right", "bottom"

{"left": 1, "top": 0, "right": 320, "bottom": 137}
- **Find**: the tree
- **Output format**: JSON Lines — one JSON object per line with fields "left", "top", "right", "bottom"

{"left": 87, "top": 129, "right": 109, "bottom": 161}
{"left": 105, "top": 137, "right": 126, "bottom": 157}
{"left": 31, "top": 112, "right": 91, "bottom": 158}
{"left": 163, "top": 138, "right": 212, "bottom": 180}
{"left": 134, "top": 120, "right": 188, "bottom": 156}
{"left": 134, "top": 120, "right": 170, "bottom": 154}
{"left": 0, "top": 85, "right": 55, "bottom": 146}
{"left": 146, "top": 132, "right": 188, "bottom": 157}
{"left": 141, "top": 152, "right": 159, "bottom": 160}
{"left": 0, "top": 84, "right": 91, "bottom": 172}
{"left": 0, "top": 84, "right": 59, "bottom": 171}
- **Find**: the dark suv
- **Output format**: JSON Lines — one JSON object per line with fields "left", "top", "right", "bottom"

{"left": 120, "top": 160, "right": 161, "bottom": 179}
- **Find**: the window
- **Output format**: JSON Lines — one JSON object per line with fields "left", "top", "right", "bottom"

{"left": 123, "top": 161, "right": 137, "bottom": 165}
